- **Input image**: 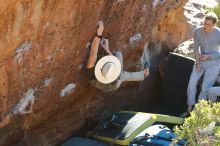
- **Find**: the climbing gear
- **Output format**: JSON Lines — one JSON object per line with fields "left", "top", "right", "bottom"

{"left": 92, "top": 111, "right": 184, "bottom": 146}
{"left": 130, "top": 124, "right": 186, "bottom": 146}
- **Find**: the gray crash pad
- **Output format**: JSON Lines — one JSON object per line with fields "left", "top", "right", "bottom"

{"left": 61, "top": 137, "right": 110, "bottom": 146}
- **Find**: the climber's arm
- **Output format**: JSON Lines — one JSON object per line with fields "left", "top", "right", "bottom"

{"left": 100, "top": 38, "right": 113, "bottom": 55}
{"left": 87, "top": 21, "right": 104, "bottom": 69}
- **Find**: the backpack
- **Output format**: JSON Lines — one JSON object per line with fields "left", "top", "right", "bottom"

{"left": 129, "top": 124, "right": 187, "bottom": 146}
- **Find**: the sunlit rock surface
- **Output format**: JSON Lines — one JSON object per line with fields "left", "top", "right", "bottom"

{"left": 0, "top": 0, "right": 195, "bottom": 145}
{"left": 173, "top": 0, "right": 214, "bottom": 58}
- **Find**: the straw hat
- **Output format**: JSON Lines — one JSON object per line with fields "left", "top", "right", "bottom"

{"left": 95, "top": 55, "right": 121, "bottom": 84}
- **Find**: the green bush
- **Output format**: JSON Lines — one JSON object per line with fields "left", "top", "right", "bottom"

{"left": 174, "top": 100, "right": 220, "bottom": 146}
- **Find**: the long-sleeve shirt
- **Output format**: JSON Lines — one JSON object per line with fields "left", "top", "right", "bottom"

{"left": 194, "top": 26, "right": 220, "bottom": 62}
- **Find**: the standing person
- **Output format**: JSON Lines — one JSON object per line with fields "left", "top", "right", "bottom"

{"left": 186, "top": 12, "right": 220, "bottom": 113}
{"left": 86, "top": 21, "right": 149, "bottom": 92}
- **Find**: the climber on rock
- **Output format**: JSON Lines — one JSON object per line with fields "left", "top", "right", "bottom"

{"left": 86, "top": 21, "right": 149, "bottom": 92}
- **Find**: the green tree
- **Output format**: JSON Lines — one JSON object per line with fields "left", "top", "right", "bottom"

{"left": 174, "top": 100, "right": 220, "bottom": 146}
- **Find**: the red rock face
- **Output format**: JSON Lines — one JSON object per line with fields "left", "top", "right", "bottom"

{"left": 0, "top": 0, "right": 189, "bottom": 145}
{"left": 151, "top": 1, "right": 194, "bottom": 50}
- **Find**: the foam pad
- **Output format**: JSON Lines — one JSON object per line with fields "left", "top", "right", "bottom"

{"left": 159, "top": 52, "right": 195, "bottom": 114}
{"left": 61, "top": 137, "right": 110, "bottom": 146}
{"left": 93, "top": 111, "right": 183, "bottom": 145}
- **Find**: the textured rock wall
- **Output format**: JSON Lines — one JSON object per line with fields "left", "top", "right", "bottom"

{"left": 173, "top": 0, "right": 211, "bottom": 58}
{"left": 151, "top": 0, "right": 194, "bottom": 50}
{"left": 0, "top": 0, "right": 188, "bottom": 145}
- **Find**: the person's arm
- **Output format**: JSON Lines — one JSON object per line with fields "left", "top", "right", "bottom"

{"left": 193, "top": 29, "right": 202, "bottom": 71}
{"left": 209, "top": 52, "right": 220, "bottom": 60}
{"left": 144, "top": 68, "right": 149, "bottom": 77}
{"left": 199, "top": 52, "right": 220, "bottom": 61}
{"left": 87, "top": 21, "right": 104, "bottom": 69}
{"left": 194, "top": 29, "right": 200, "bottom": 63}
{"left": 100, "top": 38, "right": 113, "bottom": 55}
